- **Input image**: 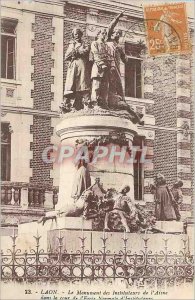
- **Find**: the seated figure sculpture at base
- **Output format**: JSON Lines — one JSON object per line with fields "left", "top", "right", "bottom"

{"left": 37, "top": 180, "right": 157, "bottom": 233}
{"left": 104, "top": 185, "right": 136, "bottom": 233}
{"left": 171, "top": 180, "right": 183, "bottom": 221}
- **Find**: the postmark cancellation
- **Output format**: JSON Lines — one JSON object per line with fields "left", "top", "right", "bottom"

{"left": 144, "top": 2, "right": 191, "bottom": 56}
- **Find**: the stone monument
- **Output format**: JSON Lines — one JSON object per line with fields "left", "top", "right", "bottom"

{"left": 56, "top": 11, "right": 144, "bottom": 213}
{"left": 19, "top": 12, "right": 148, "bottom": 241}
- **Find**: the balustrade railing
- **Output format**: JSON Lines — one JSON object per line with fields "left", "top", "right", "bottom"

{"left": 1, "top": 184, "right": 21, "bottom": 206}
{"left": 28, "top": 188, "right": 45, "bottom": 208}
{"left": 1, "top": 182, "right": 58, "bottom": 209}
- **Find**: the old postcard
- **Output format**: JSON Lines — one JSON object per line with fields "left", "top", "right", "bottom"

{"left": 1, "top": 0, "right": 194, "bottom": 299}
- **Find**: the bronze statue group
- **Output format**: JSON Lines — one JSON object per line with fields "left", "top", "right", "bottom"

{"left": 67, "top": 160, "right": 183, "bottom": 233}
{"left": 61, "top": 11, "right": 144, "bottom": 125}
{"left": 38, "top": 158, "right": 183, "bottom": 232}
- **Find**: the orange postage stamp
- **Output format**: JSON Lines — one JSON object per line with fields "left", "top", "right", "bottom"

{"left": 144, "top": 2, "right": 191, "bottom": 56}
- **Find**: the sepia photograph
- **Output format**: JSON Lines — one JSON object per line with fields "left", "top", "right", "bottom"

{"left": 0, "top": 0, "right": 194, "bottom": 299}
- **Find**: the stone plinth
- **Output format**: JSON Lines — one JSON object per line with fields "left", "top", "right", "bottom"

{"left": 18, "top": 217, "right": 93, "bottom": 235}
{"left": 186, "top": 223, "right": 194, "bottom": 254}
{"left": 10, "top": 217, "right": 92, "bottom": 252}
{"left": 1, "top": 206, "right": 45, "bottom": 229}
{"left": 16, "top": 217, "right": 193, "bottom": 254}
{"left": 48, "top": 230, "right": 190, "bottom": 253}
{"left": 1, "top": 234, "right": 49, "bottom": 252}
{"left": 56, "top": 112, "right": 138, "bottom": 210}
{"left": 155, "top": 221, "right": 184, "bottom": 233}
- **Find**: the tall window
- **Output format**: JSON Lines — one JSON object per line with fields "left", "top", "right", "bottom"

{"left": 1, "top": 123, "right": 11, "bottom": 181}
{"left": 1, "top": 19, "right": 17, "bottom": 79}
{"left": 133, "top": 136, "right": 144, "bottom": 201}
{"left": 125, "top": 58, "right": 142, "bottom": 98}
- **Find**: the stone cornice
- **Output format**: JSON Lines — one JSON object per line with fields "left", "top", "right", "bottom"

{"left": 125, "top": 97, "right": 154, "bottom": 105}
{"left": 64, "top": 0, "right": 144, "bottom": 19}
{"left": 1, "top": 106, "right": 60, "bottom": 118}
{"left": 142, "top": 124, "right": 194, "bottom": 134}
{"left": 63, "top": 0, "right": 194, "bottom": 26}
{"left": 1, "top": 0, "right": 64, "bottom": 18}
{"left": 2, "top": 0, "right": 193, "bottom": 27}
{"left": 1, "top": 206, "right": 46, "bottom": 215}
{"left": 1, "top": 0, "right": 143, "bottom": 19}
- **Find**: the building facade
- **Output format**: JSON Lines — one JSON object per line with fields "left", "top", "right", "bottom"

{"left": 1, "top": 0, "right": 194, "bottom": 230}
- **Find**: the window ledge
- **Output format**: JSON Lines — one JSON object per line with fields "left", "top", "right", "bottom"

{"left": 125, "top": 96, "right": 154, "bottom": 105}
{"left": 1, "top": 78, "right": 22, "bottom": 85}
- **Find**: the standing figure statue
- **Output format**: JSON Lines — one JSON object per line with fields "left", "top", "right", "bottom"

{"left": 106, "top": 11, "right": 127, "bottom": 107}
{"left": 90, "top": 28, "right": 111, "bottom": 108}
{"left": 150, "top": 173, "right": 176, "bottom": 221}
{"left": 62, "top": 14, "right": 144, "bottom": 125}
{"left": 64, "top": 28, "right": 91, "bottom": 111}
{"left": 171, "top": 180, "right": 183, "bottom": 221}
{"left": 90, "top": 12, "right": 144, "bottom": 124}
{"left": 106, "top": 12, "right": 144, "bottom": 125}
{"left": 71, "top": 159, "right": 91, "bottom": 201}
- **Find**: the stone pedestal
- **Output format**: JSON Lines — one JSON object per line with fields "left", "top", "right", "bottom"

{"left": 155, "top": 221, "right": 184, "bottom": 233}
{"left": 18, "top": 217, "right": 93, "bottom": 235}
{"left": 48, "top": 230, "right": 189, "bottom": 253}
{"left": 56, "top": 112, "right": 138, "bottom": 210}
{"left": 17, "top": 217, "right": 193, "bottom": 255}
{"left": 17, "top": 217, "right": 93, "bottom": 251}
